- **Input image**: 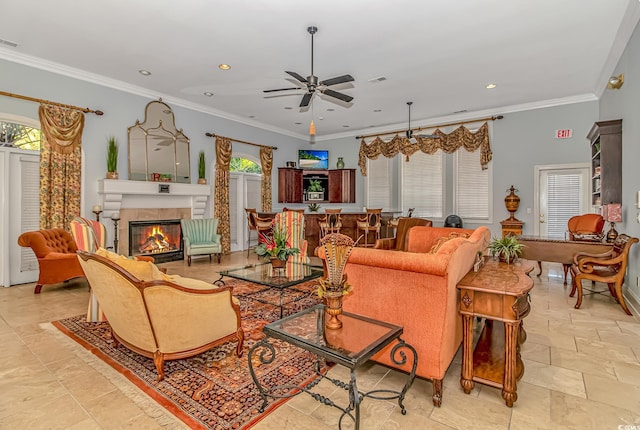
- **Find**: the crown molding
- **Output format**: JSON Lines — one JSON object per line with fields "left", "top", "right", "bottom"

{"left": 0, "top": 48, "right": 309, "bottom": 142}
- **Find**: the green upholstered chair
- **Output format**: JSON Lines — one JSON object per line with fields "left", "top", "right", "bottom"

{"left": 180, "top": 218, "right": 222, "bottom": 266}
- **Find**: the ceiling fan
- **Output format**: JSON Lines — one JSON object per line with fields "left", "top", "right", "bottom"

{"left": 405, "top": 102, "right": 439, "bottom": 141}
{"left": 264, "top": 26, "right": 354, "bottom": 108}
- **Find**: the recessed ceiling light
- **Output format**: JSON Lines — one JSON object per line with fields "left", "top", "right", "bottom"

{"left": 453, "top": 109, "right": 467, "bottom": 114}
{"left": 327, "top": 108, "right": 335, "bottom": 112}
{"left": 485, "top": 83, "right": 497, "bottom": 89}
{"left": 373, "top": 109, "right": 382, "bottom": 112}
{"left": 138, "top": 70, "right": 151, "bottom": 76}
{"left": 319, "top": 116, "right": 324, "bottom": 120}
{"left": 342, "top": 125, "right": 350, "bottom": 128}
{"left": 368, "top": 76, "right": 387, "bottom": 83}
{"left": 284, "top": 107, "right": 293, "bottom": 110}
{"left": 218, "top": 64, "right": 231, "bottom": 70}
{"left": 295, "top": 122, "right": 302, "bottom": 125}
{"left": 248, "top": 115, "right": 256, "bottom": 118}
{"left": 203, "top": 92, "right": 214, "bottom": 97}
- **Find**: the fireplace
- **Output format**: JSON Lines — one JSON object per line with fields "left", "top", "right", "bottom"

{"left": 129, "top": 219, "right": 183, "bottom": 263}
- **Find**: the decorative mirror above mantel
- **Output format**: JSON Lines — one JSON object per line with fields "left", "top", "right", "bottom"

{"left": 128, "top": 99, "right": 191, "bottom": 183}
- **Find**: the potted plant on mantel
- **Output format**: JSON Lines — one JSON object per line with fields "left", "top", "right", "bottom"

{"left": 488, "top": 235, "right": 524, "bottom": 264}
{"left": 106, "top": 136, "right": 118, "bottom": 179}
{"left": 198, "top": 151, "right": 207, "bottom": 185}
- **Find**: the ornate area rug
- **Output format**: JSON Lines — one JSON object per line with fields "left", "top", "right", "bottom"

{"left": 53, "top": 278, "right": 324, "bottom": 430}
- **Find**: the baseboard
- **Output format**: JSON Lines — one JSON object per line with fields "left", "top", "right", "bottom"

{"left": 623, "top": 288, "right": 640, "bottom": 318}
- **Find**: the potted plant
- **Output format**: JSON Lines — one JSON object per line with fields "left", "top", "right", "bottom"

{"left": 106, "top": 136, "right": 118, "bottom": 179}
{"left": 254, "top": 224, "right": 300, "bottom": 267}
{"left": 488, "top": 235, "right": 524, "bottom": 264}
{"left": 307, "top": 179, "right": 324, "bottom": 200}
{"left": 198, "top": 150, "right": 207, "bottom": 184}
{"left": 308, "top": 203, "right": 320, "bottom": 212}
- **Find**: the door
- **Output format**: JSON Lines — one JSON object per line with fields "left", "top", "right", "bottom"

{"left": 535, "top": 164, "right": 590, "bottom": 237}
{"left": 9, "top": 151, "right": 41, "bottom": 285}
{"left": 229, "top": 172, "right": 262, "bottom": 252}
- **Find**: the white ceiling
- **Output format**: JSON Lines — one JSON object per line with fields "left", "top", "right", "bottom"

{"left": 2, "top": 0, "right": 639, "bottom": 140}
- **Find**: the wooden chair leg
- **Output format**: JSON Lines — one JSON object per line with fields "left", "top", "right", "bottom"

{"left": 34, "top": 284, "right": 43, "bottom": 294}
{"left": 217, "top": 253, "right": 221, "bottom": 264}
{"left": 432, "top": 378, "right": 443, "bottom": 407}
{"left": 187, "top": 255, "right": 192, "bottom": 266}
{"left": 614, "top": 281, "right": 632, "bottom": 315}
{"left": 209, "top": 254, "right": 212, "bottom": 262}
{"left": 573, "top": 275, "right": 584, "bottom": 309}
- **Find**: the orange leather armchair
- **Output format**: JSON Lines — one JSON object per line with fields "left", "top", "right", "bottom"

{"left": 567, "top": 214, "right": 605, "bottom": 241}
{"left": 374, "top": 217, "right": 432, "bottom": 251}
{"left": 17, "top": 228, "right": 85, "bottom": 294}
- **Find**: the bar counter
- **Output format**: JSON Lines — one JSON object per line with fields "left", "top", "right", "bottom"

{"left": 259, "top": 210, "right": 401, "bottom": 253}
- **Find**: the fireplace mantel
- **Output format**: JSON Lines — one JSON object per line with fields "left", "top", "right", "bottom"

{"left": 97, "top": 179, "right": 211, "bottom": 219}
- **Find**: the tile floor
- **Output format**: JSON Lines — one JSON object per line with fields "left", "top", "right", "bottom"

{"left": 1, "top": 253, "right": 639, "bottom": 429}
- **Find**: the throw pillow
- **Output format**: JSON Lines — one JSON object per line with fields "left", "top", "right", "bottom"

{"left": 429, "top": 232, "right": 470, "bottom": 254}
{"left": 96, "top": 247, "right": 171, "bottom": 281}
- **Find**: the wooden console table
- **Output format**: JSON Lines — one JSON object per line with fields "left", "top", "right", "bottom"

{"left": 457, "top": 258, "right": 534, "bottom": 407}
{"left": 518, "top": 236, "right": 612, "bottom": 285}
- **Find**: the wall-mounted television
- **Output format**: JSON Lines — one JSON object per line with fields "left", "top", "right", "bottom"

{"left": 298, "top": 150, "right": 329, "bottom": 170}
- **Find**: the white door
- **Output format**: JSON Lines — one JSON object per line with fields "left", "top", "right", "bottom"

{"left": 535, "top": 164, "right": 590, "bottom": 237}
{"left": 229, "top": 172, "right": 262, "bottom": 252}
{"left": 9, "top": 151, "right": 41, "bottom": 285}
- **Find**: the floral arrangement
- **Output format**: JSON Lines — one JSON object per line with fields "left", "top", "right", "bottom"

{"left": 255, "top": 224, "right": 300, "bottom": 261}
{"left": 317, "top": 233, "right": 355, "bottom": 298}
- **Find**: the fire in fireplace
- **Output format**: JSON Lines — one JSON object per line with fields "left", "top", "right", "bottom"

{"left": 129, "top": 219, "right": 183, "bottom": 263}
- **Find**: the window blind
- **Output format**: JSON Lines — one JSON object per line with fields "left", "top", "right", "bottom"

{"left": 401, "top": 151, "right": 443, "bottom": 218}
{"left": 546, "top": 173, "right": 583, "bottom": 237}
{"left": 455, "top": 149, "right": 489, "bottom": 219}
{"left": 366, "top": 156, "right": 392, "bottom": 210}
{"left": 20, "top": 157, "right": 40, "bottom": 272}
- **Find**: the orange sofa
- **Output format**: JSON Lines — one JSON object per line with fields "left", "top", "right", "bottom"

{"left": 17, "top": 228, "right": 86, "bottom": 294}
{"left": 319, "top": 225, "right": 490, "bottom": 407}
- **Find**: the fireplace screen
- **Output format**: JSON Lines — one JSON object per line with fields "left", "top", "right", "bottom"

{"left": 129, "top": 219, "right": 183, "bottom": 263}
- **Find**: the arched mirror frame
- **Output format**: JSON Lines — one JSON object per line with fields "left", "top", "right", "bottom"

{"left": 128, "top": 99, "right": 191, "bottom": 183}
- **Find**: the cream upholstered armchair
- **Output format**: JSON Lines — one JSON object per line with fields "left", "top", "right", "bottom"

{"left": 180, "top": 218, "right": 222, "bottom": 266}
{"left": 77, "top": 249, "right": 244, "bottom": 381}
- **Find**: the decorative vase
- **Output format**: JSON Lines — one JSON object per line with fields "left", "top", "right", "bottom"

{"left": 504, "top": 185, "right": 520, "bottom": 221}
{"left": 106, "top": 171, "right": 118, "bottom": 180}
{"left": 270, "top": 257, "right": 287, "bottom": 269}
{"left": 324, "top": 291, "right": 344, "bottom": 329}
{"left": 197, "top": 178, "right": 207, "bottom": 185}
{"left": 336, "top": 157, "right": 345, "bottom": 169}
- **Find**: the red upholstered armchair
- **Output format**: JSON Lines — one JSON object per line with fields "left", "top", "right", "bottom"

{"left": 567, "top": 214, "right": 605, "bottom": 241}
{"left": 17, "top": 228, "right": 85, "bottom": 294}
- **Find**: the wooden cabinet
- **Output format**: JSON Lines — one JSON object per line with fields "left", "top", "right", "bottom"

{"left": 328, "top": 169, "right": 356, "bottom": 203}
{"left": 587, "top": 119, "right": 622, "bottom": 207}
{"left": 277, "top": 168, "right": 356, "bottom": 204}
{"left": 277, "top": 168, "right": 303, "bottom": 203}
{"left": 500, "top": 219, "right": 523, "bottom": 237}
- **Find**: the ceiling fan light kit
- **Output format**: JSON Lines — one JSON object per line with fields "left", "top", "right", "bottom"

{"left": 264, "top": 26, "right": 355, "bottom": 112}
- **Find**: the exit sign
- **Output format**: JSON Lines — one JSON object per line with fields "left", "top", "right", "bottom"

{"left": 555, "top": 129, "right": 573, "bottom": 139}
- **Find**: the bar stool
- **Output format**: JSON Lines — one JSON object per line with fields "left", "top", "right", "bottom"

{"left": 245, "top": 208, "right": 258, "bottom": 257}
{"left": 252, "top": 213, "right": 275, "bottom": 257}
{"left": 283, "top": 207, "right": 305, "bottom": 214}
{"left": 356, "top": 208, "right": 382, "bottom": 247}
{"left": 318, "top": 209, "right": 342, "bottom": 242}
{"left": 387, "top": 208, "right": 414, "bottom": 238}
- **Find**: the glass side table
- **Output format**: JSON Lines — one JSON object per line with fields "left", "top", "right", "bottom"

{"left": 248, "top": 304, "right": 418, "bottom": 430}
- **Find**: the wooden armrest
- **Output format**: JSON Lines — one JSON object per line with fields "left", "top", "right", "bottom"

{"left": 573, "top": 249, "right": 613, "bottom": 265}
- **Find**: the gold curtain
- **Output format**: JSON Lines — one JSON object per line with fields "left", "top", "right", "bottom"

{"left": 259, "top": 146, "right": 273, "bottom": 212}
{"left": 214, "top": 136, "right": 232, "bottom": 254}
{"left": 38, "top": 104, "right": 85, "bottom": 229}
{"left": 358, "top": 122, "right": 492, "bottom": 176}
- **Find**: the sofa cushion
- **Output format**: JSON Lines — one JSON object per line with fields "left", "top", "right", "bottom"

{"left": 96, "top": 248, "right": 170, "bottom": 281}
{"left": 429, "top": 232, "right": 470, "bottom": 253}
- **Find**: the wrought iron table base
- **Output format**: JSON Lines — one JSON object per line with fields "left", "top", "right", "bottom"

{"left": 248, "top": 337, "right": 417, "bottom": 430}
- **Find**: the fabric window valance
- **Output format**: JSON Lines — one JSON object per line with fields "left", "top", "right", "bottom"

{"left": 358, "top": 122, "right": 492, "bottom": 176}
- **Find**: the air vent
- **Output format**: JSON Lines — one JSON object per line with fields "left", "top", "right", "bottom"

{"left": 0, "top": 38, "right": 18, "bottom": 48}
{"left": 368, "top": 76, "right": 387, "bottom": 83}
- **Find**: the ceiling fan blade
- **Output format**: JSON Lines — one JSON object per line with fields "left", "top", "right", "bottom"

{"left": 321, "top": 88, "right": 353, "bottom": 103}
{"left": 263, "top": 87, "right": 301, "bottom": 93}
{"left": 319, "top": 74, "right": 354, "bottom": 87}
{"left": 299, "top": 92, "right": 313, "bottom": 108}
{"left": 286, "top": 71, "right": 308, "bottom": 83}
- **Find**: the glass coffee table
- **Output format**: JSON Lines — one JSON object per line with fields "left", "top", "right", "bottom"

{"left": 215, "top": 261, "right": 323, "bottom": 318}
{"left": 248, "top": 304, "right": 418, "bottom": 430}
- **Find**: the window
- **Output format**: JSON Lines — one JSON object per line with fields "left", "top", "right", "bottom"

{"left": 401, "top": 151, "right": 444, "bottom": 218}
{"left": 230, "top": 157, "right": 262, "bottom": 174}
{"left": 365, "top": 156, "right": 392, "bottom": 210}
{"left": 455, "top": 148, "right": 490, "bottom": 220}
{"left": 0, "top": 119, "right": 41, "bottom": 151}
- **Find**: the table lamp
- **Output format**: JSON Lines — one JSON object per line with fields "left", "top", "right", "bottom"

{"left": 604, "top": 203, "right": 622, "bottom": 243}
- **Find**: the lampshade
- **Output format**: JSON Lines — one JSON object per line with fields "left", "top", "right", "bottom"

{"left": 604, "top": 203, "right": 622, "bottom": 223}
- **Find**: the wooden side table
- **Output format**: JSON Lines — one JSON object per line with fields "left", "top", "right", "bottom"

{"left": 457, "top": 258, "right": 534, "bottom": 407}
{"left": 500, "top": 219, "right": 523, "bottom": 237}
